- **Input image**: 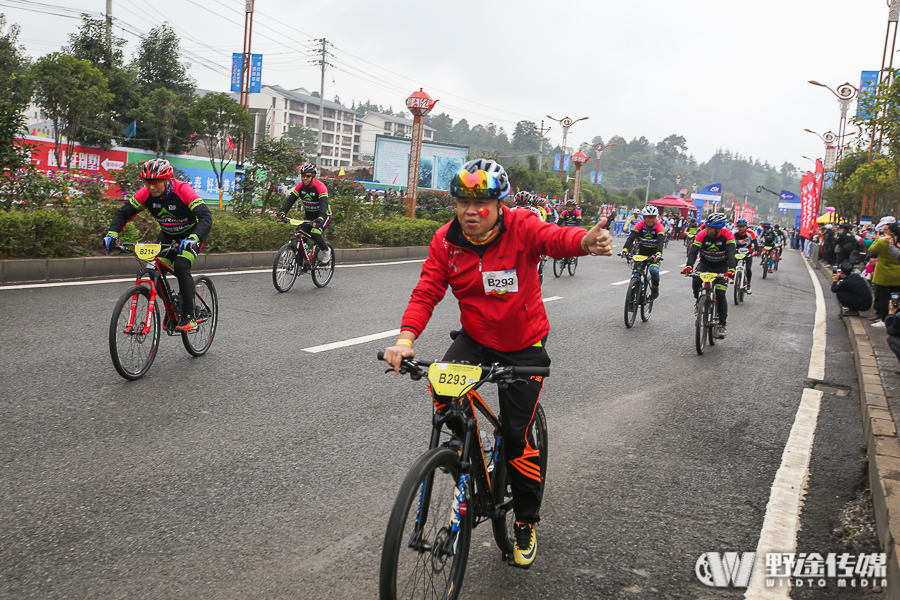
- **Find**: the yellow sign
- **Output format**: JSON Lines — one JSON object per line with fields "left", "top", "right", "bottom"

{"left": 696, "top": 272, "right": 719, "bottom": 283}
{"left": 135, "top": 243, "right": 162, "bottom": 259}
{"left": 427, "top": 363, "right": 482, "bottom": 397}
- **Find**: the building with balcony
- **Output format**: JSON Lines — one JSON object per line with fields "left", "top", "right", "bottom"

{"left": 242, "top": 85, "right": 362, "bottom": 168}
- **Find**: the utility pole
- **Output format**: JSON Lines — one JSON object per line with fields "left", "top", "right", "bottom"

{"left": 233, "top": 0, "right": 255, "bottom": 208}
{"left": 105, "top": 0, "right": 112, "bottom": 48}
{"left": 534, "top": 120, "right": 551, "bottom": 171}
{"left": 644, "top": 166, "right": 655, "bottom": 204}
{"left": 315, "top": 38, "right": 330, "bottom": 172}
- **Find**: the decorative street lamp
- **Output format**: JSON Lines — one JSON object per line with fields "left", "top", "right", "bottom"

{"left": 547, "top": 115, "right": 588, "bottom": 183}
{"left": 667, "top": 172, "right": 690, "bottom": 196}
{"left": 585, "top": 140, "right": 616, "bottom": 185}
{"left": 404, "top": 88, "right": 439, "bottom": 218}
{"left": 571, "top": 151, "right": 589, "bottom": 203}
{"left": 808, "top": 80, "right": 858, "bottom": 161}
{"left": 644, "top": 166, "right": 655, "bottom": 204}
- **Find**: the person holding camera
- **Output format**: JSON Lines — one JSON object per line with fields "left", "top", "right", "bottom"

{"left": 831, "top": 262, "right": 872, "bottom": 317}
{"left": 884, "top": 296, "right": 900, "bottom": 363}
{"left": 868, "top": 221, "right": 900, "bottom": 327}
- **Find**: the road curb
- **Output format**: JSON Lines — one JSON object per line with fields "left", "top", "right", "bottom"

{"left": 816, "top": 258, "right": 900, "bottom": 595}
{"left": 0, "top": 246, "right": 429, "bottom": 285}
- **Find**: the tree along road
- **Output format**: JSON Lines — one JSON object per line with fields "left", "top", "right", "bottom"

{"left": 0, "top": 246, "right": 877, "bottom": 599}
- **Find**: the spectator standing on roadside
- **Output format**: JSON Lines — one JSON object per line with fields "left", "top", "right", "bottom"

{"left": 868, "top": 222, "right": 900, "bottom": 327}
{"left": 835, "top": 223, "right": 860, "bottom": 265}
{"left": 822, "top": 224, "right": 836, "bottom": 266}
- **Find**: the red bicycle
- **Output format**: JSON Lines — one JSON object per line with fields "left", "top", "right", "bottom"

{"left": 272, "top": 218, "right": 336, "bottom": 292}
{"left": 108, "top": 242, "right": 219, "bottom": 380}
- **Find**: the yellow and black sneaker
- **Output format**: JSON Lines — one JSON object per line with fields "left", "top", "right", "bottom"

{"left": 513, "top": 522, "right": 536, "bottom": 568}
{"left": 175, "top": 313, "right": 197, "bottom": 332}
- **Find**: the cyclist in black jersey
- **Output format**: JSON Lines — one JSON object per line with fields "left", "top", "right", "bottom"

{"left": 104, "top": 158, "right": 213, "bottom": 331}
{"left": 277, "top": 163, "right": 332, "bottom": 264}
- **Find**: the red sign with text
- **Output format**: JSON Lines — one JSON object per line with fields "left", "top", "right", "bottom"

{"left": 24, "top": 137, "right": 127, "bottom": 181}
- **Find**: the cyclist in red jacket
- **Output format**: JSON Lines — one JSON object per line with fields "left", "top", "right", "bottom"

{"left": 382, "top": 159, "right": 612, "bottom": 568}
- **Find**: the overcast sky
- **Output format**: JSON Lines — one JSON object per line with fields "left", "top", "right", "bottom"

{"left": 4, "top": 0, "right": 894, "bottom": 174}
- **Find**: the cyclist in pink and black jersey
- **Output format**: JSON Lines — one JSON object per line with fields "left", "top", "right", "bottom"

{"left": 559, "top": 200, "right": 582, "bottom": 227}
{"left": 277, "top": 163, "right": 333, "bottom": 264}
{"left": 104, "top": 158, "right": 213, "bottom": 332}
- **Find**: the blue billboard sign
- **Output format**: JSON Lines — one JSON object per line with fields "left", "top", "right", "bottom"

{"left": 249, "top": 54, "right": 262, "bottom": 94}
{"left": 857, "top": 70, "right": 880, "bottom": 120}
{"left": 231, "top": 53, "right": 242, "bottom": 93}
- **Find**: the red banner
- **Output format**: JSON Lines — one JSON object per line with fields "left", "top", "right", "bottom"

{"left": 812, "top": 159, "right": 825, "bottom": 224}
{"left": 25, "top": 138, "right": 127, "bottom": 181}
{"left": 800, "top": 171, "right": 816, "bottom": 238}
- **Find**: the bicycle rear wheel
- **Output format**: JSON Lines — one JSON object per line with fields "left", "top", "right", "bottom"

{"left": 708, "top": 301, "right": 718, "bottom": 346}
{"left": 538, "top": 258, "right": 544, "bottom": 286}
{"left": 182, "top": 276, "right": 218, "bottom": 357}
{"left": 311, "top": 242, "right": 335, "bottom": 288}
{"left": 762, "top": 256, "right": 768, "bottom": 279}
{"left": 733, "top": 272, "right": 743, "bottom": 305}
{"left": 553, "top": 259, "right": 564, "bottom": 278}
{"left": 380, "top": 447, "right": 471, "bottom": 600}
{"left": 624, "top": 278, "right": 639, "bottom": 328}
{"left": 774, "top": 253, "right": 780, "bottom": 271}
{"left": 567, "top": 257, "right": 578, "bottom": 276}
{"left": 491, "top": 403, "right": 548, "bottom": 559}
{"left": 109, "top": 285, "right": 160, "bottom": 380}
{"left": 695, "top": 296, "right": 708, "bottom": 355}
{"left": 273, "top": 243, "right": 299, "bottom": 292}
{"left": 640, "top": 279, "right": 653, "bottom": 321}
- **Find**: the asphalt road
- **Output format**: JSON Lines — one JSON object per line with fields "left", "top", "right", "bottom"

{"left": 0, "top": 242, "right": 878, "bottom": 599}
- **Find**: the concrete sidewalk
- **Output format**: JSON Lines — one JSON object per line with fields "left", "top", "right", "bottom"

{"left": 0, "top": 246, "right": 429, "bottom": 285}
{"left": 815, "top": 257, "right": 900, "bottom": 598}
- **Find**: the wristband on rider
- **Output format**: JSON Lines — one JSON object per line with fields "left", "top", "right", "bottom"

{"left": 580, "top": 235, "right": 596, "bottom": 256}
{"left": 395, "top": 338, "right": 413, "bottom": 348}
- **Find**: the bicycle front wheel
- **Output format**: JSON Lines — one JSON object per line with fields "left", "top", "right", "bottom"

{"left": 762, "top": 257, "right": 768, "bottom": 279}
{"left": 491, "top": 403, "right": 548, "bottom": 558}
{"left": 311, "top": 242, "right": 335, "bottom": 288}
{"left": 624, "top": 278, "right": 639, "bottom": 328}
{"left": 380, "top": 447, "right": 471, "bottom": 600}
{"left": 733, "top": 272, "right": 743, "bottom": 305}
{"left": 640, "top": 279, "right": 653, "bottom": 321}
{"left": 708, "top": 301, "right": 718, "bottom": 346}
{"left": 182, "top": 276, "right": 218, "bottom": 357}
{"left": 273, "top": 243, "right": 299, "bottom": 292}
{"left": 553, "top": 258, "right": 564, "bottom": 278}
{"left": 695, "top": 296, "right": 708, "bottom": 355}
{"left": 109, "top": 285, "right": 160, "bottom": 380}
{"left": 567, "top": 257, "right": 578, "bottom": 276}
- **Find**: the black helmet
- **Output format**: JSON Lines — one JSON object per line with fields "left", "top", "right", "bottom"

{"left": 300, "top": 164, "right": 317, "bottom": 177}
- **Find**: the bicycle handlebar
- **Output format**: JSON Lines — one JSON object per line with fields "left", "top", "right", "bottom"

{"left": 376, "top": 351, "right": 550, "bottom": 381}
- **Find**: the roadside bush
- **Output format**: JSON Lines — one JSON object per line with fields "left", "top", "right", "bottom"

{"left": 359, "top": 217, "right": 443, "bottom": 247}
{"left": 415, "top": 190, "right": 455, "bottom": 222}
{"left": 0, "top": 209, "right": 86, "bottom": 257}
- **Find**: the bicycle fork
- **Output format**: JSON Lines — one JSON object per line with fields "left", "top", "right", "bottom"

{"left": 125, "top": 281, "right": 157, "bottom": 335}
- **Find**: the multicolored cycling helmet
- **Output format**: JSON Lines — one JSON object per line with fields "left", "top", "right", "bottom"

{"left": 567, "top": 199, "right": 577, "bottom": 207}
{"left": 736, "top": 218, "right": 748, "bottom": 226}
{"left": 513, "top": 191, "right": 532, "bottom": 206}
{"left": 300, "top": 163, "right": 317, "bottom": 177}
{"left": 641, "top": 205, "right": 659, "bottom": 217}
{"left": 706, "top": 212, "right": 727, "bottom": 228}
{"left": 761, "top": 221, "right": 772, "bottom": 228}
{"left": 632, "top": 208, "right": 641, "bottom": 215}
{"left": 534, "top": 197, "right": 547, "bottom": 207}
{"left": 450, "top": 159, "right": 510, "bottom": 199}
{"left": 141, "top": 158, "right": 174, "bottom": 180}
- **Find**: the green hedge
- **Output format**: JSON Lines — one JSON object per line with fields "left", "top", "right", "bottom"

{"left": 0, "top": 207, "right": 447, "bottom": 259}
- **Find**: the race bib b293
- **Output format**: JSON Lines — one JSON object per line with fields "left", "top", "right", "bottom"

{"left": 482, "top": 269, "right": 518, "bottom": 295}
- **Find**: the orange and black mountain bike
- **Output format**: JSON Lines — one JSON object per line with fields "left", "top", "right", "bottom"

{"left": 377, "top": 336, "right": 549, "bottom": 600}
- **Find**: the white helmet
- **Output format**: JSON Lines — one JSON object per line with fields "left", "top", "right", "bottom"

{"left": 641, "top": 205, "right": 659, "bottom": 217}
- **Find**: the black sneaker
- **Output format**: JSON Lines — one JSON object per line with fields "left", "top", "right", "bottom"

{"left": 514, "top": 522, "right": 536, "bottom": 567}
{"left": 842, "top": 310, "right": 861, "bottom": 317}
{"left": 649, "top": 286, "right": 659, "bottom": 300}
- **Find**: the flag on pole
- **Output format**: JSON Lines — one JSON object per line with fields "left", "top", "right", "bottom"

{"left": 124, "top": 121, "right": 137, "bottom": 141}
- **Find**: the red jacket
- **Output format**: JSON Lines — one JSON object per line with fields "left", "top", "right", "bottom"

{"left": 401, "top": 208, "right": 588, "bottom": 352}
